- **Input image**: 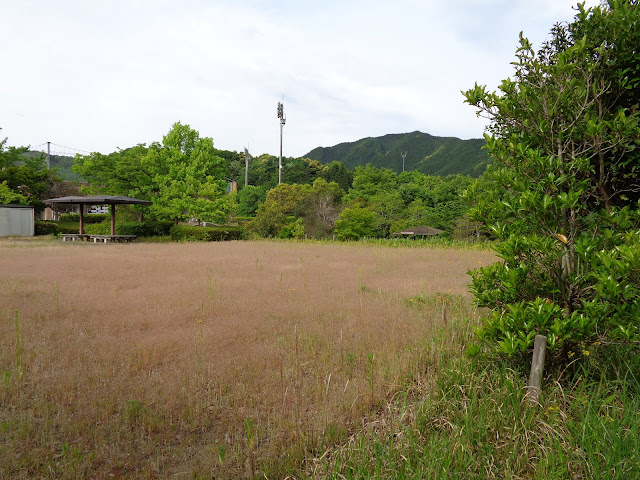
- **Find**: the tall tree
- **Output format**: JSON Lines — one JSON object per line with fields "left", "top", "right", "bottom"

{"left": 334, "top": 206, "right": 379, "bottom": 240}
{"left": 282, "top": 157, "right": 323, "bottom": 185}
{"left": 236, "top": 185, "right": 266, "bottom": 217}
{"left": 143, "top": 122, "right": 231, "bottom": 224}
{"left": 0, "top": 135, "right": 59, "bottom": 209}
{"left": 0, "top": 181, "right": 28, "bottom": 205}
{"left": 247, "top": 183, "right": 311, "bottom": 237}
{"left": 73, "top": 144, "right": 151, "bottom": 196}
{"left": 344, "top": 165, "right": 398, "bottom": 203}
{"left": 320, "top": 160, "right": 353, "bottom": 191}
{"left": 463, "top": 1, "right": 640, "bottom": 364}
{"left": 74, "top": 144, "right": 159, "bottom": 220}
{"left": 300, "top": 178, "right": 345, "bottom": 238}
{"left": 247, "top": 154, "right": 279, "bottom": 190}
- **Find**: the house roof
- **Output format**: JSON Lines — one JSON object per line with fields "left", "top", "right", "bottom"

{"left": 393, "top": 225, "right": 445, "bottom": 236}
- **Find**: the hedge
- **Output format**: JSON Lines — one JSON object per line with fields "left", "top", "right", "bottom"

{"left": 82, "top": 220, "right": 173, "bottom": 237}
{"left": 116, "top": 220, "right": 173, "bottom": 237}
{"left": 55, "top": 222, "right": 84, "bottom": 234}
{"left": 34, "top": 221, "right": 60, "bottom": 236}
{"left": 170, "top": 225, "right": 245, "bottom": 242}
{"left": 59, "top": 213, "right": 110, "bottom": 224}
{"left": 84, "top": 222, "right": 111, "bottom": 235}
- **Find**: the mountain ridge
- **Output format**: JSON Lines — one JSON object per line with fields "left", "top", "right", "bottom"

{"left": 303, "top": 131, "right": 489, "bottom": 177}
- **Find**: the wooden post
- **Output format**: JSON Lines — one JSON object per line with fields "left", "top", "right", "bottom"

{"left": 78, "top": 205, "right": 85, "bottom": 235}
{"left": 525, "top": 334, "right": 547, "bottom": 406}
{"left": 442, "top": 302, "right": 448, "bottom": 325}
{"left": 110, "top": 205, "right": 116, "bottom": 236}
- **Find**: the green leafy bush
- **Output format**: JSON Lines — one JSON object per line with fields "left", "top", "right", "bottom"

{"left": 169, "top": 225, "right": 245, "bottom": 242}
{"left": 278, "top": 218, "right": 304, "bottom": 239}
{"left": 464, "top": 2, "right": 640, "bottom": 368}
{"left": 34, "top": 221, "right": 60, "bottom": 236}
{"left": 334, "top": 206, "right": 379, "bottom": 240}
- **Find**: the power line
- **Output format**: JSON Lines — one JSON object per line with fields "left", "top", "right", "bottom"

{"left": 30, "top": 142, "right": 92, "bottom": 157}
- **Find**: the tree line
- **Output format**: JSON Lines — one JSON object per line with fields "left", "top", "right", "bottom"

{"left": 2, "top": 121, "right": 480, "bottom": 239}
{"left": 69, "top": 121, "right": 477, "bottom": 239}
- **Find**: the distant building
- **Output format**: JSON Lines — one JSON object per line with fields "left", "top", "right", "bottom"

{"left": 226, "top": 181, "right": 237, "bottom": 194}
{"left": 89, "top": 205, "right": 109, "bottom": 214}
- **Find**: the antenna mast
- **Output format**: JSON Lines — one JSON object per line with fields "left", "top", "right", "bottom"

{"left": 401, "top": 151, "right": 407, "bottom": 172}
{"left": 244, "top": 147, "right": 251, "bottom": 187}
{"left": 277, "top": 101, "right": 286, "bottom": 184}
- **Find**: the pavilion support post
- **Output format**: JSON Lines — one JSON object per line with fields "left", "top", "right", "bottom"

{"left": 110, "top": 205, "right": 116, "bottom": 236}
{"left": 79, "top": 205, "right": 85, "bottom": 235}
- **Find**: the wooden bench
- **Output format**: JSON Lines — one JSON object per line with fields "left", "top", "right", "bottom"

{"left": 62, "top": 234, "right": 91, "bottom": 242}
{"left": 89, "top": 235, "right": 137, "bottom": 243}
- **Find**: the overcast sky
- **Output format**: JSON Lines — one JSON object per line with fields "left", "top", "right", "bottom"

{"left": 2, "top": 0, "right": 601, "bottom": 158}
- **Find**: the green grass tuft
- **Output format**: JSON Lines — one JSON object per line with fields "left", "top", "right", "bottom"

{"left": 310, "top": 322, "right": 640, "bottom": 479}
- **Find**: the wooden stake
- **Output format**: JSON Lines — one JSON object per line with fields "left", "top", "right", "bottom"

{"left": 442, "top": 302, "right": 448, "bottom": 325}
{"left": 525, "top": 335, "right": 547, "bottom": 406}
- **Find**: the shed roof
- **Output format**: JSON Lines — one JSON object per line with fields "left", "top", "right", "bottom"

{"left": 0, "top": 204, "right": 35, "bottom": 209}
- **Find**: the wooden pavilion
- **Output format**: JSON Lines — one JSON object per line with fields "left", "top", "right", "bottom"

{"left": 392, "top": 225, "right": 445, "bottom": 239}
{"left": 44, "top": 195, "right": 152, "bottom": 241}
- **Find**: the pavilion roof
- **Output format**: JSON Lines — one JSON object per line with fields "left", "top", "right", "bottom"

{"left": 393, "top": 225, "right": 445, "bottom": 236}
{"left": 44, "top": 195, "right": 152, "bottom": 205}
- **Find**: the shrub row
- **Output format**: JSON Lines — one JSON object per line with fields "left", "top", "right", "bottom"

{"left": 52, "top": 221, "right": 83, "bottom": 234}
{"left": 117, "top": 221, "right": 173, "bottom": 237}
{"left": 83, "top": 220, "right": 174, "bottom": 236}
{"left": 59, "top": 213, "right": 110, "bottom": 224}
{"left": 36, "top": 220, "right": 243, "bottom": 241}
{"left": 36, "top": 220, "right": 173, "bottom": 237}
{"left": 169, "top": 225, "right": 245, "bottom": 242}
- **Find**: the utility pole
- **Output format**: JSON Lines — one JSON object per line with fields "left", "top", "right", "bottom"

{"left": 277, "top": 101, "right": 286, "bottom": 184}
{"left": 46, "top": 141, "right": 51, "bottom": 169}
{"left": 401, "top": 151, "right": 407, "bottom": 173}
{"left": 244, "top": 147, "right": 250, "bottom": 187}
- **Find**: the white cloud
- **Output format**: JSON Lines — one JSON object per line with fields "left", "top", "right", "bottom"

{"left": 1, "top": 0, "right": 602, "bottom": 157}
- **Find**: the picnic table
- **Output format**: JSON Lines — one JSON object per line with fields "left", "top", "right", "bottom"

{"left": 89, "top": 235, "right": 137, "bottom": 243}
{"left": 62, "top": 234, "right": 91, "bottom": 242}
{"left": 61, "top": 234, "right": 137, "bottom": 243}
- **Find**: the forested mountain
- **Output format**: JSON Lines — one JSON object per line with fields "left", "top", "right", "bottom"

{"left": 24, "top": 151, "right": 85, "bottom": 182}
{"left": 304, "top": 131, "right": 489, "bottom": 177}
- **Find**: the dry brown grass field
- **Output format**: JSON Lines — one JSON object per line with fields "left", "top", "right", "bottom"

{"left": 0, "top": 238, "right": 494, "bottom": 479}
